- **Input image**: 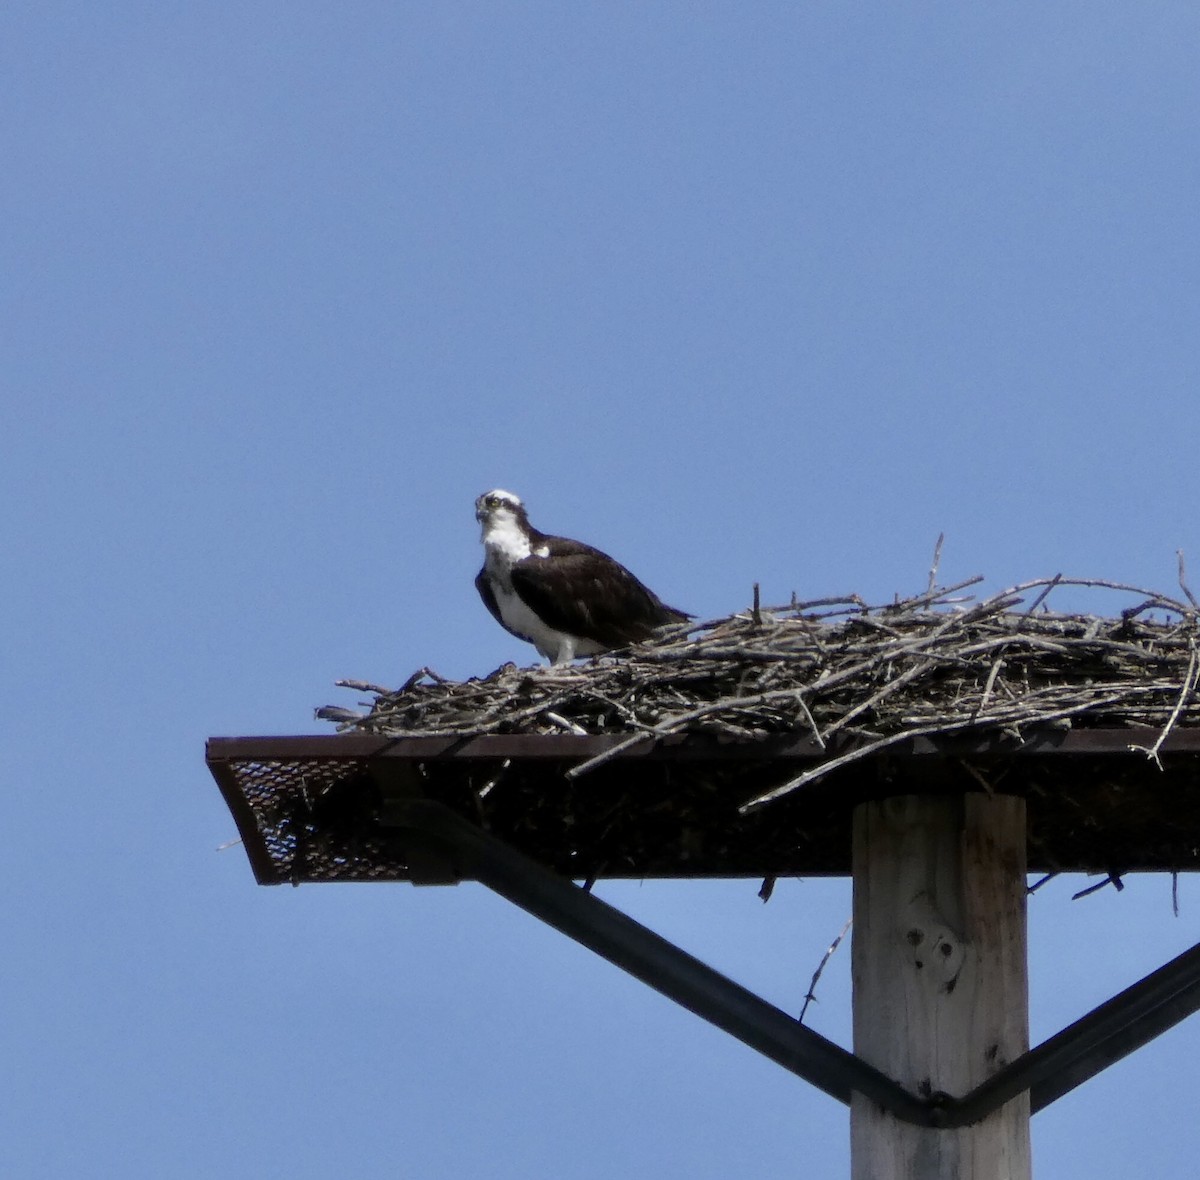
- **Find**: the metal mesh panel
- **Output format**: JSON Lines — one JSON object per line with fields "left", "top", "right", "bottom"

{"left": 216, "top": 756, "right": 413, "bottom": 884}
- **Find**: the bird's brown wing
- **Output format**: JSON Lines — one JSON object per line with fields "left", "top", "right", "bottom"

{"left": 510, "top": 539, "right": 688, "bottom": 649}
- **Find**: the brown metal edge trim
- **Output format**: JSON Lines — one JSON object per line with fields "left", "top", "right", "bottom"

{"left": 206, "top": 734, "right": 407, "bottom": 759}
{"left": 206, "top": 726, "right": 1200, "bottom": 764}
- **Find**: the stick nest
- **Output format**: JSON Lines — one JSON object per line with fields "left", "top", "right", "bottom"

{"left": 319, "top": 575, "right": 1200, "bottom": 804}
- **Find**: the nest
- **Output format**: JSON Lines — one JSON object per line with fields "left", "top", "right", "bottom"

{"left": 320, "top": 574, "right": 1200, "bottom": 812}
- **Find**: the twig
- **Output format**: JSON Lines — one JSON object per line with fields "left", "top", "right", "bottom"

{"left": 740, "top": 729, "right": 920, "bottom": 811}
{"left": 997, "top": 576, "right": 1190, "bottom": 617}
{"left": 740, "top": 690, "right": 1135, "bottom": 812}
{"left": 1024, "top": 574, "right": 1062, "bottom": 615}
{"left": 564, "top": 732, "right": 656, "bottom": 779}
{"left": 881, "top": 574, "right": 984, "bottom": 613}
{"left": 973, "top": 655, "right": 1005, "bottom": 719}
{"left": 1130, "top": 640, "right": 1199, "bottom": 768}
{"left": 1179, "top": 550, "right": 1199, "bottom": 612}
{"left": 477, "top": 758, "right": 512, "bottom": 800}
{"left": 795, "top": 692, "right": 826, "bottom": 749}
{"left": 819, "top": 654, "right": 944, "bottom": 743}
{"left": 1072, "top": 874, "right": 1124, "bottom": 901}
{"left": 799, "top": 916, "right": 853, "bottom": 1024}
{"left": 336, "top": 678, "right": 394, "bottom": 695}
{"left": 543, "top": 711, "right": 588, "bottom": 736}
{"left": 927, "top": 532, "right": 945, "bottom": 597}
{"left": 314, "top": 706, "right": 367, "bottom": 724}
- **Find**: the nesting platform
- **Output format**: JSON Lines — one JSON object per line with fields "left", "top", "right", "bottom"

{"left": 210, "top": 579, "right": 1200, "bottom": 886}
{"left": 207, "top": 726, "right": 1200, "bottom": 887}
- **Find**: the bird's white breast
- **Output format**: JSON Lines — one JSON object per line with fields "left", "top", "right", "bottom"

{"left": 481, "top": 518, "right": 601, "bottom": 661}
{"left": 480, "top": 512, "right": 533, "bottom": 566}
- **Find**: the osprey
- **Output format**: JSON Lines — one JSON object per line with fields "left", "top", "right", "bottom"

{"left": 474, "top": 489, "right": 690, "bottom": 665}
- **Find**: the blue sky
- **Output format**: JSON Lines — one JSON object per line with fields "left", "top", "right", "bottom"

{"left": 5, "top": 4, "right": 1200, "bottom": 1176}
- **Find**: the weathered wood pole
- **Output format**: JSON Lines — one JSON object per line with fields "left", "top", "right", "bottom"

{"left": 851, "top": 794, "right": 1031, "bottom": 1180}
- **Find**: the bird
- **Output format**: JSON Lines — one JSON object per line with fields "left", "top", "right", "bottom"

{"left": 474, "top": 489, "right": 690, "bottom": 665}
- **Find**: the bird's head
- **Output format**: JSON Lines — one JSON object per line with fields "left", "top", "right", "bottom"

{"left": 475, "top": 488, "right": 528, "bottom": 533}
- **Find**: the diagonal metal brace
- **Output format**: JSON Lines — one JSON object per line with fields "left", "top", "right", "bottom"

{"left": 378, "top": 796, "right": 934, "bottom": 1125}
{"left": 377, "top": 797, "right": 1200, "bottom": 1129}
{"left": 967, "top": 937, "right": 1200, "bottom": 1121}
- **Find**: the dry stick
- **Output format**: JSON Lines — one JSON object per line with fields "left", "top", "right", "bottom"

{"left": 795, "top": 692, "right": 826, "bottom": 749}
{"left": 769, "top": 594, "right": 870, "bottom": 614}
{"left": 974, "top": 654, "right": 1005, "bottom": 719}
{"left": 876, "top": 573, "right": 985, "bottom": 613}
{"left": 337, "top": 678, "right": 396, "bottom": 695}
{"left": 919, "top": 681, "right": 1155, "bottom": 724}
{"left": 740, "top": 728, "right": 926, "bottom": 811}
{"left": 1024, "top": 573, "right": 1062, "bottom": 615}
{"left": 1072, "top": 874, "right": 1123, "bottom": 901}
{"left": 983, "top": 575, "right": 1193, "bottom": 620}
{"left": 790, "top": 610, "right": 829, "bottom": 656}
{"left": 581, "top": 687, "right": 655, "bottom": 730}
{"left": 957, "top": 632, "right": 1074, "bottom": 658}
{"left": 1179, "top": 550, "right": 1200, "bottom": 612}
{"left": 648, "top": 644, "right": 818, "bottom": 664}
{"left": 799, "top": 915, "right": 853, "bottom": 1024}
{"left": 740, "top": 691, "right": 1136, "bottom": 812}
{"left": 1122, "top": 599, "right": 1169, "bottom": 622}
{"left": 818, "top": 655, "right": 943, "bottom": 743}
{"left": 927, "top": 532, "right": 945, "bottom": 597}
{"left": 843, "top": 615, "right": 907, "bottom": 637}
{"left": 564, "top": 682, "right": 829, "bottom": 779}
{"left": 316, "top": 706, "right": 368, "bottom": 725}
{"left": 1130, "top": 640, "right": 1200, "bottom": 768}
{"left": 543, "top": 711, "right": 588, "bottom": 735}
{"left": 476, "top": 758, "right": 512, "bottom": 800}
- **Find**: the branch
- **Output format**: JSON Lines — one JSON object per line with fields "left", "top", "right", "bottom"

{"left": 799, "top": 916, "right": 853, "bottom": 1024}
{"left": 926, "top": 532, "right": 945, "bottom": 597}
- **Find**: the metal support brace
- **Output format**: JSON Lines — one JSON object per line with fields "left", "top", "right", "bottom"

{"left": 976, "top": 938, "right": 1200, "bottom": 1119}
{"left": 377, "top": 796, "right": 1200, "bottom": 1128}
{"left": 379, "top": 795, "right": 932, "bottom": 1125}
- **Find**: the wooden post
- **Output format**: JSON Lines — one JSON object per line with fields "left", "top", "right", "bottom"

{"left": 850, "top": 795, "right": 1031, "bottom": 1180}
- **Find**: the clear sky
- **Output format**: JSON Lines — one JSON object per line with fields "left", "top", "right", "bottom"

{"left": 5, "top": 4, "right": 1200, "bottom": 1177}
